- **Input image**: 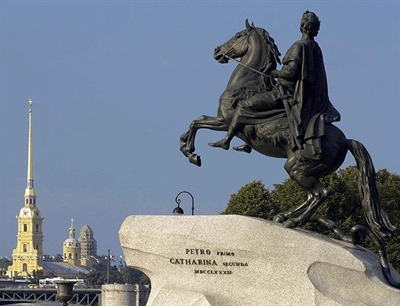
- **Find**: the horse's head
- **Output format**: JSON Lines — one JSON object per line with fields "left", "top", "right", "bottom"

{"left": 214, "top": 20, "right": 255, "bottom": 64}
{"left": 214, "top": 20, "right": 281, "bottom": 90}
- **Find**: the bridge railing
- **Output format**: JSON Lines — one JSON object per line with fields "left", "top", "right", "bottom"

{"left": 0, "top": 288, "right": 101, "bottom": 306}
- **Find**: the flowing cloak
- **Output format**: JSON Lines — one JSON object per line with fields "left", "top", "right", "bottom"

{"left": 282, "top": 39, "right": 340, "bottom": 159}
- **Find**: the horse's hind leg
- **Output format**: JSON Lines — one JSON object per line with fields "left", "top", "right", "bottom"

{"left": 273, "top": 192, "right": 313, "bottom": 223}
{"left": 283, "top": 180, "right": 330, "bottom": 228}
{"left": 281, "top": 156, "right": 330, "bottom": 227}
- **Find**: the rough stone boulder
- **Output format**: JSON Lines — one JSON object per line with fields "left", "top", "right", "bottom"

{"left": 119, "top": 215, "right": 400, "bottom": 306}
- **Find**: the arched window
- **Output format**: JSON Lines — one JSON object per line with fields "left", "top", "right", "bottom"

{"left": 35, "top": 224, "right": 39, "bottom": 232}
{"left": 23, "top": 224, "right": 28, "bottom": 232}
{"left": 29, "top": 199, "right": 32, "bottom": 204}
{"left": 68, "top": 253, "right": 72, "bottom": 259}
{"left": 23, "top": 263, "right": 28, "bottom": 271}
{"left": 23, "top": 244, "right": 27, "bottom": 252}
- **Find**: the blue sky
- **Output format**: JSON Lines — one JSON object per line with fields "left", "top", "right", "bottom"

{"left": 1, "top": 1, "right": 399, "bottom": 256}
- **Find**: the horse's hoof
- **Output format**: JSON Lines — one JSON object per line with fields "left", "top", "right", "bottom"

{"left": 282, "top": 219, "right": 297, "bottom": 228}
{"left": 342, "top": 235, "right": 355, "bottom": 244}
{"left": 180, "top": 145, "right": 190, "bottom": 157}
{"left": 273, "top": 213, "right": 286, "bottom": 223}
{"left": 188, "top": 154, "right": 202, "bottom": 167}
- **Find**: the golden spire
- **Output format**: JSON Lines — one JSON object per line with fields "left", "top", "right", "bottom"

{"left": 24, "top": 99, "right": 36, "bottom": 200}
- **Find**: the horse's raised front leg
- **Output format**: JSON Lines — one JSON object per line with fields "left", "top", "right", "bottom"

{"left": 180, "top": 115, "right": 229, "bottom": 167}
{"left": 179, "top": 130, "right": 190, "bottom": 155}
{"left": 179, "top": 129, "right": 203, "bottom": 166}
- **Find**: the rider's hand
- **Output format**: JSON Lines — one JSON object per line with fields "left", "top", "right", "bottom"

{"left": 232, "top": 96, "right": 240, "bottom": 108}
{"left": 232, "top": 87, "right": 245, "bottom": 107}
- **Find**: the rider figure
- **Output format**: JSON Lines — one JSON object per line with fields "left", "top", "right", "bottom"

{"left": 209, "top": 11, "right": 340, "bottom": 160}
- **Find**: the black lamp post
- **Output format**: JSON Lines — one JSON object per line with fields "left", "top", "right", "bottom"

{"left": 173, "top": 191, "right": 195, "bottom": 215}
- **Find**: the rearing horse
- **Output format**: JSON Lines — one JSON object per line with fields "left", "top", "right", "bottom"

{"left": 179, "top": 20, "right": 395, "bottom": 242}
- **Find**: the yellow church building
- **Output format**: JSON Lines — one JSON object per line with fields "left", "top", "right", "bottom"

{"left": 7, "top": 100, "right": 99, "bottom": 279}
{"left": 7, "top": 99, "right": 44, "bottom": 278}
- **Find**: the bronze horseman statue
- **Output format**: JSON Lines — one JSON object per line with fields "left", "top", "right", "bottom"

{"left": 179, "top": 11, "right": 398, "bottom": 287}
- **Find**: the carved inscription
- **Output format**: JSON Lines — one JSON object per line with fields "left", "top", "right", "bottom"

{"left": 168, "top": 248, "right": 248, "bottom": 275}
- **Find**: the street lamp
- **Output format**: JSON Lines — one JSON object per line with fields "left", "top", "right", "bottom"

{"left": 173, "top": 191, "right": 195, "bottom": 215}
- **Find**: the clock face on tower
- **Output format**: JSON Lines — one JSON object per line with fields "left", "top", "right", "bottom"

{"left": 20, "top": 208, "right": 34, "bottom": 218}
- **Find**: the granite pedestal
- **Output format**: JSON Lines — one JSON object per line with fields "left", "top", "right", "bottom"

{"left": 119, "top": 215, "right": 400, "bottom": 306}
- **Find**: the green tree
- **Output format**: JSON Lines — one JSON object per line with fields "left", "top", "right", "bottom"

{"left": 87, "top": 270, "right": 106, "bottom": 286}
{"left": 222, "top": 167, "right": 400, "bottom": 271}
{"left": 375, "top": 169, "right": 400, "bottom": 268}
{"left": 271, "top": 178, "right": 306, "bottom": 216}
{"left": 87, "top": 266, "right": 150, "bottom": 286}
{"left": 221, "top": 180, "right": 276, "bottom": 219}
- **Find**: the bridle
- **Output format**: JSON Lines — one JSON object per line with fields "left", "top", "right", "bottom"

{"left": 220, "top": 28, "right": 273, "bottom": 80}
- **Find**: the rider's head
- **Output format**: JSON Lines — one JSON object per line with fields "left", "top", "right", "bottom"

{"left": 300, "top": 11, "right": 320, "bottom": 37}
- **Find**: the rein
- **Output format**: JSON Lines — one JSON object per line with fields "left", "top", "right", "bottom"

{"left": 226, "top": 55, "right": 270, "bottom": 78}
{"left": 224, "top": 52, "right": 278, "bottom": 90}
{"left": 220, "top": 30, "right": 275, "bottom": 82}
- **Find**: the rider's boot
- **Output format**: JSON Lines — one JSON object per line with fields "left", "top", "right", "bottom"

{"left": 208, "top": 137, "right": 231, "bottom": 150}
{"left": 208, "top": 125, "right": 237, "bottom": 150}
{"left": 208, "top": 114, "right": 239, "bottom": 150}
{"left": 233, "top": 143, "right": 252, "bottom": 153}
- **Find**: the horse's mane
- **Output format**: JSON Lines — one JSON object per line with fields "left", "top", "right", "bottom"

{"left": 232, "top": 27, "right": 282, "bottom": 103}
{"left": 254, "top": 27, "right": 281, "bottom": 90}
{"left": 255, "top": 27, "right": 281, "bottom": 65}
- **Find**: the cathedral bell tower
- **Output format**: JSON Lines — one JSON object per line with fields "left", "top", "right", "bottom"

{"left": 7, "top": 99, "right": 44, "bottom": 278}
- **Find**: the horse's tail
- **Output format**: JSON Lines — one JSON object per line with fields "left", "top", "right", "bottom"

{"left": 347, "top": 139, "right": 396, "bottom": 239}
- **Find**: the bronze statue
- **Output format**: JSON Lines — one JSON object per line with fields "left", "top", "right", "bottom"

{"left": 208, "top": 11, "right": 340, "bottom": 160}
{"left": 179, "top": 13, "right": 397, "bottom": 286}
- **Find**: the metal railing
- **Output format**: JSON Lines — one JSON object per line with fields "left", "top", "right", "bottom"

{"left": 0, "top": 288, "right": 101, "bottom": 305}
